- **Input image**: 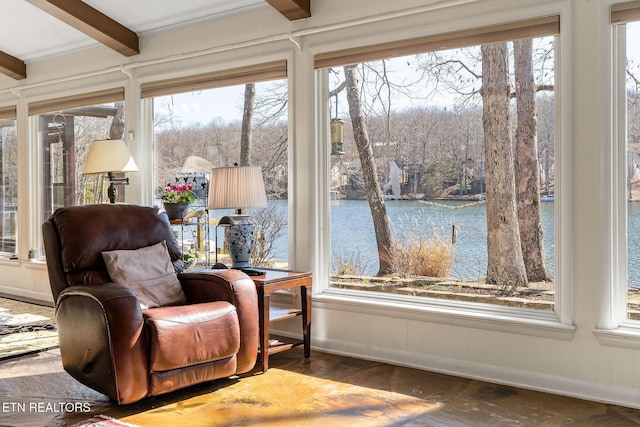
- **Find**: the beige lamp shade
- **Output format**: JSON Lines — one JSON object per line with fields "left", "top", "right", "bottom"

{"left": 208, "top": 165, "right": 267, "bottom": 211}
{"left": 83, "top": 139, "right": 138, "bottom": 174}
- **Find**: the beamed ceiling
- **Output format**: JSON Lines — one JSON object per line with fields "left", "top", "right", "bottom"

{"left": 0, "top": 0, "right": 311, "bottom": 80}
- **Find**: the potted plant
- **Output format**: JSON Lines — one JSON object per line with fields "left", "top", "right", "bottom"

{"left": 181, "top": 249, "right": 198, "bottom": 271}
{"left": 161, "top": 183, "right": 196, "bottom": 220}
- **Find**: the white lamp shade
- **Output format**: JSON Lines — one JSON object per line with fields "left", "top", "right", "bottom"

{"left": 208, "top": 166, "right": 267, "bottom": 210}
{"left": 83, "top": 139, "right": 138, "bottom": 174}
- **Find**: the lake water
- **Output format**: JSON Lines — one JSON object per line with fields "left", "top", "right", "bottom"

{"left": 627, "top": 203, "right": 640, "bottom": 288}
{"left": 253, "top": 199, "right": 553, "bottom": 281}
{"left": 329, "top": 199, "right": 554, "bottom": 282}
{"left": 208, "top": 199, "right": 640, "bottom": 286}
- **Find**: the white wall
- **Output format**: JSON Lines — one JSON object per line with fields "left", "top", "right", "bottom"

{"left": 1, "top": 0, "right": 638, "bottom": 408}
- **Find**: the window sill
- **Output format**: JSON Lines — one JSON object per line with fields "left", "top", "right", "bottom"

{"left": 25, "top": 259, "right": 47, "bottom": 267}
{"left": 0, "top": 257, "right": 46, "bottom": 268}
{"left": 593, "top": 324, "right": 640, "bottom": 350}
{"left": 314, "top": 288, "right": 576, "bottom": 341}
{"left": 0, "top": 255, "right": 20, "bottom": 265}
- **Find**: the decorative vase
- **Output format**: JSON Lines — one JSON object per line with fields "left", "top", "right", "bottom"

{"left": 224, "top": 215, "right": 255, "bottom": 268}
{"left": 163, "top": 202, "right": 189, "bottom": 220}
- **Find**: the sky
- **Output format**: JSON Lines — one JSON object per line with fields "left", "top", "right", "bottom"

{"left": 154, "top": 85, "right": 245, "bottom": 126}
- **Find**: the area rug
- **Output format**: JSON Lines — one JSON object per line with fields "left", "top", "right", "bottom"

{"left": 67, "top": 415, "right": 140, "bottom": 427}
{"left": 0, "top": 308, "right": 59, "bottom": 360}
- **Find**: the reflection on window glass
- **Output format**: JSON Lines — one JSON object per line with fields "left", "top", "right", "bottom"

{"left": 328, "top": 37, "right": 556, "bottom": 310}
{"left": 0, "top": 116, "right": 17, "bottom": 255}
{"left": 38, "top": 101, "right": 125, "bottom": 233}
{"left": 152, "top": 80, "right": 289, "bottom": 269}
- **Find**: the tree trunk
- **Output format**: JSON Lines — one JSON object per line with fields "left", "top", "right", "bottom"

{"left": 240, "top": 83, "right": 255, "bottom": 166}
{"left": 481, "top": 43, "right": 527, "bottom": 287}
{"left": 344, "top": 64, "right": 393, "bottom": 275}
{"left": 109, "top": 101, "right": 126, "bottom": 202}
{"left": 109, "top": 101, "right": 125, "bottom": 140}
{"left": 514, "top": 39, "right": 552, "bottom": 282}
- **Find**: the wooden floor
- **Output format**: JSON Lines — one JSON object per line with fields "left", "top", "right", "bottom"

{"left": 2, "top": 347, "right": 640, "bottom": 426}
{"left": 1, "top": 296, "right": 640, "bottom": 426}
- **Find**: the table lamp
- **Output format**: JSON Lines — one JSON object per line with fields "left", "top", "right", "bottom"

{"left": 208, "top": 165, "right": 267, "bottom": 269}
{"left": 83, "top": 139, "right": 138, "bottom": 203}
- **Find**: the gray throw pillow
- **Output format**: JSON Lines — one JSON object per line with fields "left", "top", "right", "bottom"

{"left": 102, "top": 241, "right": 187, "bottom": 309}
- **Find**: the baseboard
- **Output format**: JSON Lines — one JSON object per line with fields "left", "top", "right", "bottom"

{"left": 312, "top": 336, "right": 640, "bottom": 410}
{"left": 0, "top": 285, "right": 53, "bottom": 306}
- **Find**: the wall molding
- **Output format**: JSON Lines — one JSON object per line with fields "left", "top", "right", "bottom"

{"left": 0, "top": 285, "right": 53, "bottom": 305}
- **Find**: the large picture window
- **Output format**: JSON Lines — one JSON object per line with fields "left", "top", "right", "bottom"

{"left": 0, "top": 106, "right": 17, "bottom": 256}
{"left": 30, "top": 88, "right": 126, "bottom": 253}
{"left": 612, "top": 2, "right": 640, "bottom": 320}
{"left": 143, "top": 62, "right": 289, "bottom": 269}
{"left": 318, "top": 18, "right": 558, "bottom": 311}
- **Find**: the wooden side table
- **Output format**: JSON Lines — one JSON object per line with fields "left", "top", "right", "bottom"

{"left": 251, "top": 268, "right": 312, "bottom": 372}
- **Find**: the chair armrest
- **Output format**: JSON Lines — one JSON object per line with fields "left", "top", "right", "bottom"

{"left": 56, "top": 284, "right": 149, "bottom": 405}
{"left": 179, "top": 269, "right": 248, "bottom": 303}
{"left": 179, "top": 269, "right": 259, "bottom": 373}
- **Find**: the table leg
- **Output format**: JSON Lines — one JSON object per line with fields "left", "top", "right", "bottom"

{"left": 301, "top": 285, "right": 311, "bottom": 358}
{"left": 259, "top": 293, "right": 271, "bottom": 372}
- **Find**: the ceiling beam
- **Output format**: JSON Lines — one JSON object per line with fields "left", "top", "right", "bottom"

{"left": 25, "top": 0, "right": 139, "bottom": 56}
{"left": 0, "top": 50, "right": 27, "bottom": 80}
{"left": 265, "top": 0, "right": 311, "bottom": 20}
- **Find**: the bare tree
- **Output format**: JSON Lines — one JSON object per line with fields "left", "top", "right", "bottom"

{"left": 344, "top": 64, "right": 393, "bottom": 275}
{"left": 481, "top": 42, "right": 527, "bottom": 287}
{"left": 107, "top": 101, "right": 127, "bottom": 202}
{"left": 109, "top": 101, "right": 125, "bottom": 140}
{"left": 627, "top": 62, "right": 640, "bottom": 200}
{"left": 536, "top": 95, "right": 555, "bottom": 197}
{"left": 514, "top": 39, "right": 551, "bottom": 282}
{"left": 250, "top": 203, "right": 287, "bottom": 266}
{"left": 240, "top": 83, "right": 255, "bottom": 166}
{"left": 251, "top": 79, "right": 289, "bottom": 177}
{"left": 240, "top": 80, "right": 289, "bottom": 196}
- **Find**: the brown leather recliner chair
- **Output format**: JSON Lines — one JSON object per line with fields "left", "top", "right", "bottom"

{"left": 42, "top": 204, "right": 258, "bottom": 405}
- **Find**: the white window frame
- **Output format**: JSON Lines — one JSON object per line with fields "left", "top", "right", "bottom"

{"left": 312, "top": 11, "right": 575, "bottom": 341}
{"left": 593, "top": 19, "right": 640, "bottom": 349}
{"left": 0, "top": 108, "right": 18, "bottom": 257}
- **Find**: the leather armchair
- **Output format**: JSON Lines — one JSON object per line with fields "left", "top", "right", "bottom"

{"left": 42, "top": 204, "right": 258, "bottom": 405}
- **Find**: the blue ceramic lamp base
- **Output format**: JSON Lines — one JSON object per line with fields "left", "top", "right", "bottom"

{"left": 222, "top": 215, "right": 255, "bottom": 269}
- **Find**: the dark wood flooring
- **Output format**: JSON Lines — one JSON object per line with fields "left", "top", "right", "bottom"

{"left": 1, "top": 296, "right": 640, "bottom": 426}
{"left": 2, "top": 347, "right": 640, "bottom": 426}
